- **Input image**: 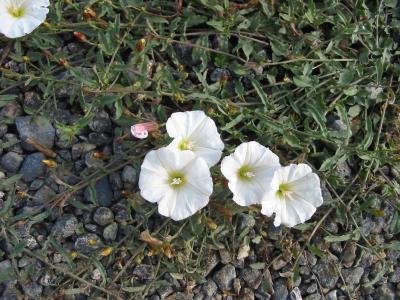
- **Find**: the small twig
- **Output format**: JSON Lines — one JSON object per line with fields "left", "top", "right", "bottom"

{"left": 25, "top": 138, "right": 57, "bottom": 158}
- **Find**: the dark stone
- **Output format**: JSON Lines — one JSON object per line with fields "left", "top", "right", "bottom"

{"left": 33, "top": 185, "right": 56, "bottom": 204}
{"left": 202, "top": 280, "right": 218, "bottom": 297}
{"left": 122, "top": 165, "right": 138, "bottom": 186}
{"left": 312, "top": 256, "right": 340, "bottom": 289}
{"left": 19, "top": 152, "right": 45, "bottom": 182}
{"left": 88, "top": 132, "right": 111, "bottom": 146}
{"left": 342, "top": 267, "right": 364, "bottom": 286}
{"left": 210, "top": 68, "right": 230, "bottom": 82}
{"left": 0, "top": 101, "right": 23, "bottom": 118}
{"left": 93, "top": 207, "right": 114, "bottom": 226}
{"left": 272, "top": 278, "right": 288, "bottom": 300}
{"left": 373, "top": 284, "right": 395, "bottom": 300}
{"left": 71, "top": 143, "right": 97, "bottom": 160}
{"left": 21, "top": 282, "right": 43, "bottom": 299}
{"left": 1, "top": 152, "right": 23, "bottom": 172}
{"left": 0, "top": 260, "right": 16, "bottom": 285}
{"left": 103, "top": 222, "right": 118, "bottom": 241}
{"left": 51, "top": 214, "right": 78, "bottom": 239}
{"left": 74, "top": 234, "right": 102, "bottom": 253}
{"left": 84, "top": 176, "right": 113, "bottom": 206}
{"left": 15, "top": 116, "right": 55, "bottom": 151}
{"left": 109, "top": 172, "right": 123, "bottom": 190}
{"left": 112, "top": 201, "right": 131, "bottom": 223}
{"left": 89, "top": 110, "right": 112, "bottom": 133}
{"left": 240, "top": 268, "right": 261, "bottom": 288}
{"left": 213, "top": 264, "right": 236, "bottom": 291}
{"left": 133, "top": 264, "right": 154, "bottom": 281}
{"left": 0, "top": 124, "right": 7, "bottom": 138}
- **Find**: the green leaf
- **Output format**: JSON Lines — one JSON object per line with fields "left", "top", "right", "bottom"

{"left": 324, "top": 230, "right": 360, "bottom": 242}
{"left": 390, "top": 212, "right": 400, "bottom": 234}
{"left": 343, "top": 87, "right": 358, "bottom": 96}
{"left": 221, "top": 114, "right": 244, "bottom": 131}
{"left": 250, "top": 78, "right": 272, "bottom": 109}
{"left": 0, "top": 267, "right": 16, "bottom": 284}
{"left": 339, "top": 69, "right": 355, "bottom": 85}
{"left": 122, "top": 285, "right": 147, "bottom": 293}
{"left": 293, "top": 76, "right": 313, "bottom": 88}
{"left": 0, "top": 95, "right": 18, "bottom": 108}
{"left": 250, "top": 262, "right": 266, "bottom": 270}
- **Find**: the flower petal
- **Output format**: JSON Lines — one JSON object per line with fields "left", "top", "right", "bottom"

{"left": 166, "top": 111, "right": 224, "bottom": 167}
{"left": 221, "top": 141, "right": 280, "bottom": 206}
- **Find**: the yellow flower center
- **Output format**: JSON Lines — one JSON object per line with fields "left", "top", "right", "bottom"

{"left": 178, "top": 139, "right": 195, "bottom": 151}
{"left": 276, "top": 183, "right": 291, "bottom": 199}
{"left": 238, "top": 165, "right": 255, "bottom": 181}
{"left": 168, "top": 172, "right": 186, "bottom": 189}
{"left": 8, "top": 5, "right": 26, "bottom": 18}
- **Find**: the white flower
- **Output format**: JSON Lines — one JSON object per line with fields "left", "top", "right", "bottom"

{"left": 166, "top": 110, "right": 224, "bottom": 167}
{"left": 0, "top": 0, "right": 49, "bottom": 39}
{"left": 221, "top": 141, "right": 280, "bottom": 206}
{"left": 139, "top": 147, "right": 213, "bottom": 221}
{"left": 261, "top": 164, "right": 323, "bottom": 227}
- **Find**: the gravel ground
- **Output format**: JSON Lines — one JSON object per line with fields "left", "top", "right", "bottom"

{"left": 0, "top": 95, "right": 399, "bottom": 300}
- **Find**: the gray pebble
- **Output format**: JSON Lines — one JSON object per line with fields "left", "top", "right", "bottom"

{"left": 390, "top": 267, "right": 400, "bottom": 283}
{"left": 0, "top": 124, "right": 7, "bottom": 138}
{"left": 341, "top": 242, "right": 357, "bottom": 268}
{"left": 29, "top": 179, "right": 45, "bottom": 191}
{"left": 132, "top": 264, "right": 154, "bottom": 281}
{"left": 0, "top": 101, "right": 23, "bottom": 118}
{"left": 74, "top": 233, "right": 102, "bottom": 253}
{"left": 93, "top": 207, "right": 114, "bottom": 226}
{"left": 210, "top": 68, "right": 230, "bottom": 82}
{"left": 89, "top": 110, "right": 112, "bottom": 133}
{"left": 157, "top": 286, "right": 174, "bottom": 298}
{"left": 304, "top": 294, "right": 321, "bottom": 300}
{"left": 219, "top": 248, "right": 232, "bottom": 264}
{"left": 21, "top": 282, "right": 43, "bottom": 299}
{"left": 0, "top": 260, "right": 16, "bottom": 285}
{"left": 213, "top": 264, "right": 236, "bottom": 291}
{"left": 241, "top": 268, "right": 261, "bottom": 288}
{"left": 33, "top": 185, "right": 56, "bottom": 204}
{"left": 16, "top": 116, "right": 55, "bottom": 151}
{"left": 312, "top": 256, "right": 340, "bottom": 289}
{"left": 103, "top": 222, "right": 118, "bottom": 241}
{"left": 272, "top": 278, "right": 288, "bottom": 300}
{"left": 109, "top": 172, "right": 123, "bottom": 190}
{"left": 122, "top": 165, "right": 138, "bottom": 185}
{"left": 342, "top": 267, "right": 364, "bottom": 286}
{"left": 373, "top": 284, "right": 395, "bottom": 300}
{"left": 1, "top": 152, "right": 23, "bottom": 172}
{"left": 71, "top": 143, "right": 97, "bottom": 160}
{"left": 238, "top": 213, "right": 256, "bottom": 230}
{"left": 325, "top": 290, "right": 337, "bottom": 300}
{"left": 112, "top": 201, "right": 131, "bottom": 223}
{"left": 88, "top": 132, "right": 111, "bottom": 146}
{"left": 84, "top": 224, "right": 102, "bottom": 235}
{"left": 202, "top": 280, "right": 218, "bottom": 297}
{"left": 51, "top": 214, "right": 78, "bottom": 239}
{"left": 84, "top": 176, "right": 113, "bottom": 207}
{"left": 19, "top": 152, "right": 45, "bottom": 182}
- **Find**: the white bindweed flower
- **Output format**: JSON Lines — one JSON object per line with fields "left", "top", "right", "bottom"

{"left": 139, "top": 147, "right": 213, "bottom": 221}
{"left": 0, "top": 0, "right": 49, "bottom": 38}
{"left": 221, "top": 141, "right": 281, "bottom": 206}
{"left": 166, "top": 110, "right": 224, "bottom": 167}
{"left": 261, "top": 164, "right": 323, "bottom": 227}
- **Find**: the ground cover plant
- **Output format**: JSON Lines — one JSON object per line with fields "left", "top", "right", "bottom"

{"left": 0, "top": 0, "right": 400, "bottom": 299}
